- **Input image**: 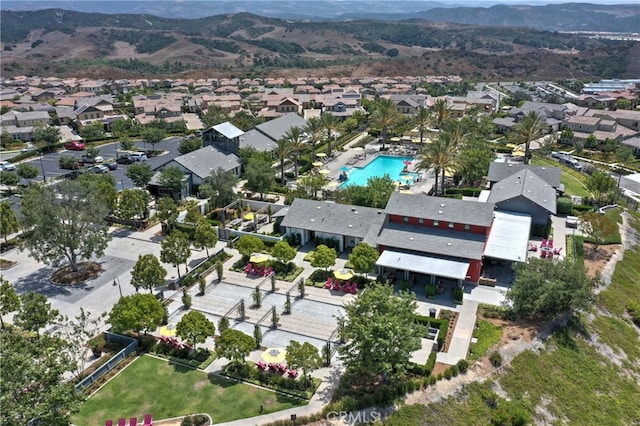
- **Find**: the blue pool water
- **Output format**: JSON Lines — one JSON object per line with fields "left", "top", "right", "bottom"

{"left": 340, "top": 155, "right": 420, "bottom": 187}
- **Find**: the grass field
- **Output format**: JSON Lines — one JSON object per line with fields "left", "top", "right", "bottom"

{"left": 468, "top": 320, "right": 503, "bottom": 361}
{"left": 73, "top": 355, "right": 305, "bottom": 426}
{"left": 532, "top": 157, "right": 592, "bottom": 198}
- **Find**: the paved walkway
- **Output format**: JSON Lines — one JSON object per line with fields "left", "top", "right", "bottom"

{"left": 436, "top": 300, "right": 478, "bottom": 365}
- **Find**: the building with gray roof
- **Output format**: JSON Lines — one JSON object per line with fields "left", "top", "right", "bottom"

{"left": 164, "top": 146, "right": 241, "bottom": 186}
{"left": 488, "top": 163, "right": 562, "bottom": 191}
{"left": 255, "top": 113, "right": 306, "bottom": 142}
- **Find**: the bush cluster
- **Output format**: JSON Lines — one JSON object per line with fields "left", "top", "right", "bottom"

{"left": 223, "top": 361, "right": 315, "bottom": 397}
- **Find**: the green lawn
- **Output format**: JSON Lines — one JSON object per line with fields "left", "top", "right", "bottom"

{"left": 532, "top": 157, "right": 592, "bottom": 198}
{"left": 73, "top": 355, "right": 305, "bottom": 426}
{"left": 468, "top": 320, "right": 503, "bottom": 361}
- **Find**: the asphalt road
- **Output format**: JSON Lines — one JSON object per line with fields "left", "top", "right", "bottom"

{"left": 23, "top": 136, "right": 183, "bottom": 189}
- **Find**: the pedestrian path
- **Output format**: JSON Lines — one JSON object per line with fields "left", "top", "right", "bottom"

{"left": 436, "top": 300, "right": 478, "bottom": 365}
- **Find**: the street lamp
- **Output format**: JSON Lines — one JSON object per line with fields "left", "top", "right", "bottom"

{"left": 113, "top": 278, "right": 123, "bottom": 298}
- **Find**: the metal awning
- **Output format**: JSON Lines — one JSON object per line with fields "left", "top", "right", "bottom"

{"left": 484, "top": 211, "right": 531, "bottom": 262}
{"left": 376, "top": 250, "right": 469, "bottom": 280}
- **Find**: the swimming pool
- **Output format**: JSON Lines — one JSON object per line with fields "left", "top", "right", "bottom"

{"left": 340, "top": 155, "right": 420, "bottom": 187}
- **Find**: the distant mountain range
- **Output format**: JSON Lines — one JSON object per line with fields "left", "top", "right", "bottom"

{"left": 2, "top": 1, "right": 639, "bottom": 31}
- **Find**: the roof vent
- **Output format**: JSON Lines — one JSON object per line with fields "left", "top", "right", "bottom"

{"left": 438, "top": 210, "right": 443, "bottom": 214}
{"left": 351, "top": 207, "right": 356, "bottom": 212}
{"left": 348, "top": 224, "right": 353, "bottom": 228}
{"left": 354, "top": 211, "right": 358, "bottom": 215}
{"left": 447, "top": 243, "right": 452, "bottom": 246}
{"left": 310, "top": 219, "right": 315, "bottom": 222}
{"left": 440, "top": 203, "right": 445, "bottom": 207}
{"left": 409, "top": 237, "right": 414, "bottom": 241}
{"left": 541, "top": 167, "right": 546, "bottom": 170}
{"left": 377, "top": 211, "right": 382, "bottom": 214}
{"left": 316, "top": 206, "right": 321, "bottom": 209}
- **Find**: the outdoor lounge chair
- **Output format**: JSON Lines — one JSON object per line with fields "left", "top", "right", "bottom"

{"left": 117, "top": 419, "right": 126, "bottom": 426}
{"left": 105, "top": 421, "right": 113, "bottom": 426}
{"left": 324, "top": 278, "right": 333, "bottom": 289}
{"left": 255, "top": 266, "right": 264, "bottom": 276}
{"left": 332, "top": 280, "right": 342, "bottom": 291}
{"left": 143, "top": 414, "right": 152, "bottom": 426}
{"left": 341, "top": 281, "right": 351, "bottom": 292}
{"left": 277, "top": 364, "right": 287, "bottom": 374}
{"left": 129, "top": 418, "right": 137, "bottom": 426}
{"left": 287, "top": 370, "right": 298, "bottom": 379}
{"left": 244, "top": 263, "right": 253, "bottom": 273}
{"left": 257, "top": 361, "right": 267, "bottom": 370}
{"left": 553, "top": 247, "right": 563, "bottom": 255}
{"left": 349, "top": 282, "right": 358, "bottom": 294}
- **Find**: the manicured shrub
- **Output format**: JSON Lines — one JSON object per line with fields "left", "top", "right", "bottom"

{"left": 557, "top": 197, "right": 573, "bottom": 215}
{"left": 426, "top": 283, "right": 436, "bottom": 298}
{"left": 489, "top": 350, "right": 503, "bottom": 367}
{"left": 443, "top": 368, "right": 453, "bottom": 380}
{"left": 450, "top": 365, "right": 459, "bottom": 376}
{"left": 457, "top": 359, "right": 469, "bottom": 373}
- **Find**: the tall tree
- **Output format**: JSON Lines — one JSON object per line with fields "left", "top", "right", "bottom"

{"left": 296, "top": 173, "right": 328, "bottom": 198}
{"left": 20, "top": 179, "right": 112, "bottom": 272}
{"left": 244, "top": 155, "right": 274, "bottom": 200}
{"left": 429, "top": 98, "right": 451, "bottom": 130}
{"left": 509, "top": 111, "right": 545, "bottom": 165}
{"left": 272, "top": 240, "right": 296, "bottom": 266}
{"left": 310, "top": 244, "right": 337, "bottom": 271}
{"left": 158, "top": 166, "right": 186, "bottom": 200}
{"left": 16, "top": 163, "right": 39, "bottom": 185}
{"left": 142, "top": 127, "right": 166, "bottom": 152}
{"left": 177, "top": 137, "right": 203, "bottom": 155}
{"left": 286, "top": 340, "right": 322, "bottom": 386}
{"left": 348, "top": 242, "right": 379, "bottom": 276}
{"left": 236, "top": 235, "right": 265, "bottom": 259}
{"left": 283, "top": 126, "right": 305, "bottom": 177}
{"left": 194, "top": 219, "right": 218, "bottom": 257}
{"left": 215, "top": 329, "right": 255, "bottom": 363}
{"left": 304, "top": 116, "right": 323, "bottom": 162}
{"left": 370, "top": 97, "right": 402, "bottom": 150}
{"left": 56, "top": 307, "right": 105, "bottom": 380}
{"left": 201, "top": 104, "right": 230, "bottom": 128}
{"left": 118, "top": 188, "right": 149, "bottom": 220}
{"left": 130, "top": 254, "right": 167, "bottom": 293}
{"left": 108, "top": 293, "right": 165, "bottom": 338}
{"left": 0, "top": 276, "right": 20, "bottom": 329}
{"left": 412, "top": 106, "right": 431, "bottom": 144}
{"left": 320, "top": 112, "right": 339, "bottom": 157}
{"left": 14, "top": 291, "right": 60, "bottom": 337}
{"left": 199, "top": 167, "right": 238, "bottom": 209}
{"left": 32, "top": 123, "right": 60, "bottom": 152}
{"left": 160, "top": 230, "right": 191, "bottom": 278}
{"left": 176, "top": 310, "right": 215, "bottom": 350}
{"left": 507, "top": 257, "right": 595, "bottom": 319}
{"left": 126, "top": 163, "right": 154, "bottom": 188}
{"left": 416, "top": 132, "right": 456, "bottom": 195}
{"left": 273, "top": 138, "right": 292, "bottom": 183}
{"left": 0, "top": 201, "right": 19, "bottom": 242}
{"left": 458, "top": 139, "right": 494, "bottom": 186}
{"left": 338, "top": 282, "right": 421, "bottom": 382}
{"left": 156, "top": 197, "right": 179, "bottom": 233}
{"left": 586, "top": 170, "right": 617, "bottom": 205}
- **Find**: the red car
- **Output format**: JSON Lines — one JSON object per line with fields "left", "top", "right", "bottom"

{"left": 64, "top": 141, "right": 86, "bottom": 151}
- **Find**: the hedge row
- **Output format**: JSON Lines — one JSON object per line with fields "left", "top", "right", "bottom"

{"left": 415, "top": 315, "right": 449, "bottom": 350}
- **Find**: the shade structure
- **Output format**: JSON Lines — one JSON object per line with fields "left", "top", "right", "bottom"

{"left": 505, "top": 143, "right": 517, "bottom": 149}
{"left": 312, "top": 161, "right": 323, "bottom": 167}
{"left": 160, "top": 323, "right": 177, "bottom": 337}
{"left": 244, "top": 212, "right": 255, "bottom": 220}
{"left": 511, "top": 150, "right": 525, "bottom": 157}
{"left": 315, "top": 152, "right": 327, "bottom": 158}
{"left": 400, "top": 175, "right": 414, "bottom": 181}
{"left": 261, "top": 348, "right": 287, "bottom": 363}
{"left": 319, "top": 169, "right": 330, "bottom": 174}
{"left": 333, "top": 268, "right": 354, "bottom": 281}
{"left": 249, "top": 253, "right": 269, "bottom": 264}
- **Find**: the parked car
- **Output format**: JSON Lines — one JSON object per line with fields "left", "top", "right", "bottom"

{"left": 88, "top": 165, "right": 109, "bottom": 174}
{"left": 81, "top": 155, "right": 104, "bottom": 164}
{"left": 64, "top": 170, "right": 84, "bottom": 180}
{"left": 116, "top": 155, "right": 134, "bottom": 164}
{"left": 64, "top": 141, "right": 86, "bottom": 151}
{"left": 129, "top": 152, "right": 148, "bottom": 161}
{"left": 0, "top": 161, "right": 16, "bottom": 171}
{"left": 106, "top": 163, "right": 118, "bottom": 171}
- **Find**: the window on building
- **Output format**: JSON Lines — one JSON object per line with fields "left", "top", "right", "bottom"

{"left": 403, "top": 216, "right": 409, "bottom": 222}
{"left": 464, "top": 224, "right": 470, "bottom": 231}
{"left": 433, "top": 220, "right": 439, "bottom": 226}
{"left": 448, "top": 222, "right": 455, "bottom": 228}
{"left": 418, "top": 218, "right": 424, "bottom": 224}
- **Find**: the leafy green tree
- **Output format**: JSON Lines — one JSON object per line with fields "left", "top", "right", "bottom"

{"left": 244, "top": 155, "right": 274, "bottom": 200}
{"left": 272, "top": 240, "right": 296, "bottom": 266}
{"left": 0, "top": 331, "right": 81, "bottom": 425}
{"left": 338, "top": 282, "right": 421, "bottom": 382}
{"left": 14, "top": 291, "right": 60, "bottom": 337}
{"left": 615, "top": 99, "right": 631, "bottom": 110}
{"left": 215, "top": 329, "right": 255, "bottom": 363}
{"left": 218, "top": 316, "right": 230, "bottom": 334}
{"left": 160, "top": 229, "right": 191, "bottom": 277}
{"left": 59, "top": 154, "right": 80, "bottom": 170}
{"left": 20, "top": 180, "right": 112, "bottom": 272}
{"left": 194, "top": 220, "right": 218, "bottom": 257}
{"left": 236, "top": 235, "right": 265, "bottom": 259}
{"left": 429, "top": 98, "right": 451, "bottom": 130}
{"left": 586, "top": 170, "right": 616, "bottom": 205}
{"left": 296, "top": 173, "right": 328, "bottom": 198}
{"left": 370, "top": 97, "right": 402, "bottom": 150}
{"left": 230, "top": 110, "right": 261, "bottom": 131}
{"left": 126, "top": 162, "right": 154, "bottom": 188}
{"left": 108, "top": 293, "right": 165, "bottom": 338}
{"left": 310, "top": 244, "right": 337, "bottom": 271}
{"left": 84, "top": 144, "right": 101, "bottom": 162}
{"left": 0, "top": 276, "right": 20, "bottom": 329}
{"left": 0, "top": 170, "right": 18, "bottom": 186}
{"left": 201, "top": 104, "right": 230, "bottom": 128}
{"left": 178, "top": 137, "right": 203, "bottom": 155}
{"left": 111, "top": 118, "right": 131, "bottom": 138}
{"left": 199, "top": 167, "right": 238, "bottom": 209}
{"left": 131, "top": 254, "right": 167, "bottom": 293}
{"left": 142, "top": 127, "right": 166, "bottom": 152}
{"left": 79, "top": 172, "right": 118, "bottom": 212}
{"left": 348, "top": 242, "right": 379, "bottom": 276}
{"left": 509, "top": 111, "right": 545, "bottom": 164}
{"left": 602, "top": 138, "right": 616, "bottom": 160}
{"left": 156, "top": 197, "right": 179, "bottom": 233}
{"left": 580, "top": 212, "right": 618, "bottom": 255}
{"left": 585, "top": 134, "right": 598, "bottom": 149}
{"left": 56, "top": 307, "right": 105, "bottom": 380}
{"left": 286, "top": 340, "right": 322, "bottom": 386}
{"left": 320, "top": 112, "right": 339, "bottom": 157}
{"left": 507, "top": 257, "right": 595, "bottom": 319}
{"left": 615, "top": 145, "right": 634, "bottom": 164}
{"left": 158, "top": 166, "right": 186, "bottom": 200}
{"left": 0, "top": 201, "right": 19, "bottom": 242}
{"left": 79, "top": 122, "right": 105, "bottom": 141}
{"left": 458, "top": 139, "right": 493, "bottom": 186}
{"left": 560, "top": 127, "right": 574, "bottom": 144}
{"left": 119, "top": 136, "right": 136, "bottom": 152}
{"left": 118, "top": 188, "right": 149, "bottom": 219}
{"left": 32, "top": 123, "right": 60, "bottom": 151}
{"left": 183, "top": 200, "right": 204, "bottom": 225}
{"left": 176, "top": 310, "right": 215, "bottom": 350}
{"left": 16, "top": 163, "right": 38, "bottom": 184}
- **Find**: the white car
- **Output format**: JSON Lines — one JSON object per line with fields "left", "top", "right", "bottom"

{"left": 128, "top": 152, "right": 148, "bottom": 161}
{"left": 0, "top": 161, "right": 16, "bottom": 171}
{"left": 81, "top": 155, "right": 104, "bottom": 164}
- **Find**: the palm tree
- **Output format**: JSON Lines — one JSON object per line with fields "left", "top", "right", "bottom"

{"left": 429, "top": 98, "right": 451, "bottom": 130}
{"left": 436, "top": 132, "right": 460, "bottom": 195}
{"left": 510, "top": 111, "right": 545, "bottom": 165}
{"left": 416, "top": 132, "right": 458, "bottom": 195}
{"left": 320, "top": 113, "right": 339, "bottom": 157}
{"left": 273, "top": 138, "right": 292, "bottom": 183}
{"left": 283, "top": 126, "right": 305, "bottom": 177}
{"left": 370, "top": 97, "right": 402, "bottom": 151}
{"left": 412, "top": 106, "right": 431, "bottom": 144}
{"left": 303, "top": 116, "right": 323, "bottom": 162}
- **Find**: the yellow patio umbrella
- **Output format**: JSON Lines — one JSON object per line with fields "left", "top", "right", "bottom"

{"left": 261, "top": 347, "right": 287, "bottom": 363}
{"left": 399, "top": 190, "right": 413, "bottom": 194}
{"left": 160, "top": 323, "right": 177, "bottom": 337}
{"left": 505, "top": 143, "right": 517, "bottom": 149}
{"left": 319, "top": 169, "right": 330, "bottom": 174}
{"left": 334, "top": 268, "right": 354, "bottom": 281}
{"left": 316, "top": 152, "right": 327, "bottom": 158}
{"left": 400, "top": 175, "right": 414, "bottom": 181}
{"left": 312, "top": 161, "right": 323, "bottom": 167}
{"left": 444, "top": 167, "right": 456, "bottom": 178}
{"left": 244, "top": 212, "right": 255, "bottom": 220}
{"left": 512, "top": 150, "right": 525, "bottom": 157}
{"left": 249, "top": 253, "right": 269, "bottom": 264}
{"left": 326, "top": 181, "right": 339, "bottom": 188}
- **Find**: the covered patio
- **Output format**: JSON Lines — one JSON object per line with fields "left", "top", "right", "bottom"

{"left": 376, "top": 250, "right": 469, "bottom": 286}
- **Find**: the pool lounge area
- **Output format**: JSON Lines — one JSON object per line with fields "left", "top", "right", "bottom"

{"left": 340, "top": 155, "right": 421, "bottom": 187}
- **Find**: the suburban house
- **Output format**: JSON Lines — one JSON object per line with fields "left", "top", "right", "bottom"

{"left": 239, "top": 113, "right": 307, "bottom": 153}
{"left": 487, "top": 163, "right": 563, "bottom": 194}
{"left": 202, "top": 122, "right": 245, "bottom": 153}
{"left": 0, "top": 110, "right": 51, "bottom": 141}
